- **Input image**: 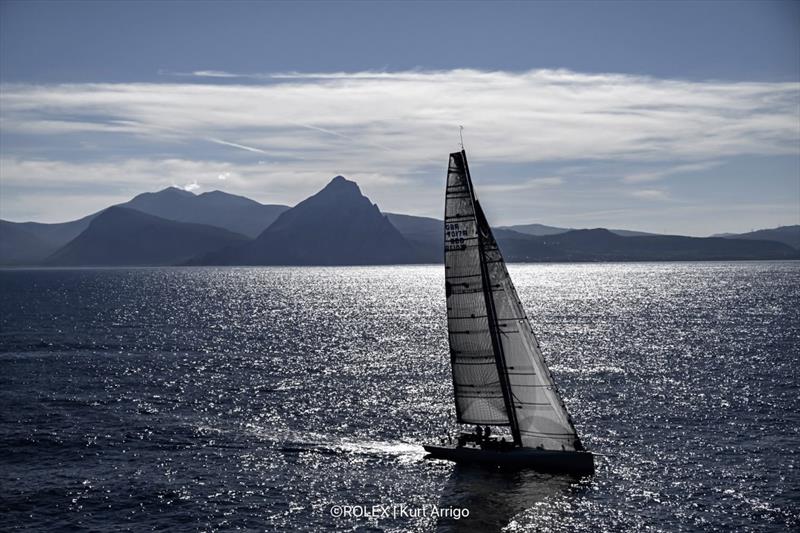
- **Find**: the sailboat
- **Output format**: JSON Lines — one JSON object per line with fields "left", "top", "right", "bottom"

{"left": 424, "top": 150, "right": 595, "bottom": 475}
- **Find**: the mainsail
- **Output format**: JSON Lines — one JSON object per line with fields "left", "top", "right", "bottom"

{"left": 444, "top": 150, "right": 583, "bottom": 452}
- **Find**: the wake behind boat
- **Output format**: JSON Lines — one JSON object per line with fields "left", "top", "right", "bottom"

{"left": 424, "top": 149, "right": 595, "bottom": 476}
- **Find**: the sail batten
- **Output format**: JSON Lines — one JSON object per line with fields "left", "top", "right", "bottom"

{"left": 444, "top": 149, "right": 583, "bottom": 452}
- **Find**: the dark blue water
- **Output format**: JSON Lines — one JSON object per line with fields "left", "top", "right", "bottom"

{"left": 1, "top": 263, "right": 798, "bottom": 532}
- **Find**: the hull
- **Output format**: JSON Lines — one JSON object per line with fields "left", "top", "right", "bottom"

{"left": 423, "top": 444, "right": 595, "bottom": 475}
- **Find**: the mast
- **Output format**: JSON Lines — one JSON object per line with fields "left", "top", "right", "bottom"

{"left": 460, "top": 150, "right": 523, "bottom": 446}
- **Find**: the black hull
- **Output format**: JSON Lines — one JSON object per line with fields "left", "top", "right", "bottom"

{"left": 423, "top": 445, "right": 595, "bottom": 475}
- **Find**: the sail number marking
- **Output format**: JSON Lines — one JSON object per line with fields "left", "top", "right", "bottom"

{"left": 445, "top": 222, "right": 472, "bottom": 251}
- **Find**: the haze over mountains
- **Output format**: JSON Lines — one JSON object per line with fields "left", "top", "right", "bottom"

{"left": 1, "top": 176, "right": 798, "bottom": 266}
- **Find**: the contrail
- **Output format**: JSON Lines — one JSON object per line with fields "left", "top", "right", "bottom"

{"left": 115, "top": 118, "right": 443, "bottom": 166}
{"left": 113, "top": 119, "right": 273, "bottom": 156}
{"left": 207, "top": 137, "right": 270, "bottom": 155}
{"left": 293, "top": 122, "right": 395, "bottom": 153}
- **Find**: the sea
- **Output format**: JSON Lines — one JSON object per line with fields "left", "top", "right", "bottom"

{"left": 1, "top": 262, "right": 798, "bottom": 532}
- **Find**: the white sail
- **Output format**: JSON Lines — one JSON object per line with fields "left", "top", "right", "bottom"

{"left": 444, "top": 152, "right": 510, "bottom": 425}
{"left": 477, "top": 201, "right": 582, "bottom": 451}
{"left": 444, "top": 149, "right": 583, "bottom": 452}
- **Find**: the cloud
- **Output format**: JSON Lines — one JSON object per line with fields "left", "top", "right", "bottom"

{"left": 0, "top": 158, "right": 229, "bottom": 189}
{"left": 160, "top": 69, "right": 270, "bottom": 80}
{"left": 0, "top": 156, "right": 417, "bottom": 221}
{"left": 2, "top": 69, "right": 796, "bottom": 169}
{"left": 186, "top": 70, "right": 245, "bottom": 79}
{"left": 1, "top": 69, "right": 797, "bottom": 226}
{"left": 207, "top": 137, "right": 271, "bottom": 155}
{"left": 182, "top": 180, "right": 200, "bottom": 192}
{"left": 622, "top": 161, "right": 724, "bottom": 183}
{"left": 481, "top": 176, "right": 564, "bottom": 193}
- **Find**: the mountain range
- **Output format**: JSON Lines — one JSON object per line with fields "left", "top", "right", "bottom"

{"left": 0, "top": 187, "right": 288, "bottom": 264}
{"left": 499, "top": 223, "right": 658, "bottom": 238}
{"left": 191, "top": 176, "right": 417, "bottom": 265}
{"left": 1, "top": 176, "right": 798, "bottom": 266}
{"left": 712, "top": 226, "right": 800, "bottom": 250}
{"left": 46, "top": 207, "right": 248, "bottom": 266}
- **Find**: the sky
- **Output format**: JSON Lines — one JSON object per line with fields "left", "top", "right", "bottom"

{"left": 1, "top": 0, "right": 798, "bottom": 236}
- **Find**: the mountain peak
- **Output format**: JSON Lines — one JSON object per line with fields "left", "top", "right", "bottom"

{"left": 161, "top": 186, "right": 196, "bottom": 196}
{"left": 199, "top": 190, "right": 231, "bottom": 198}
{"left": 128, "top": 187, "right": 195, "bottom": 202}
{"left": 321, "top": 175, "right": 361, "bottom": 195}
{"left": 194, "top": 175, "right": 418, "bottom": 265}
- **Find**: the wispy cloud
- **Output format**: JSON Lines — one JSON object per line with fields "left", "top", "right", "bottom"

{"left": 207, "top": 137, "right": 270, "bottom": 155}
{"left": 3, "top": 69, "right": 797, "bottom": 167}
{"left": 1, "top": 68, "right": 797, "bottom": 227}
{"left": 159, "top": 69, "right": 254, "bottom": 79}
{"left": 482, "top": 177, "right": 564, "bottom": 193}
{"left": 0, "top": 156, "right": 414, "bottom": 222}
{"left": 181, "top": 180, "right": 200, "bottom": 192}
{"left": 622, "top": 161, "right": 724, "bottom": 183}
{"left": 186, "top": 70, "right": 245, "bottom": 79}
